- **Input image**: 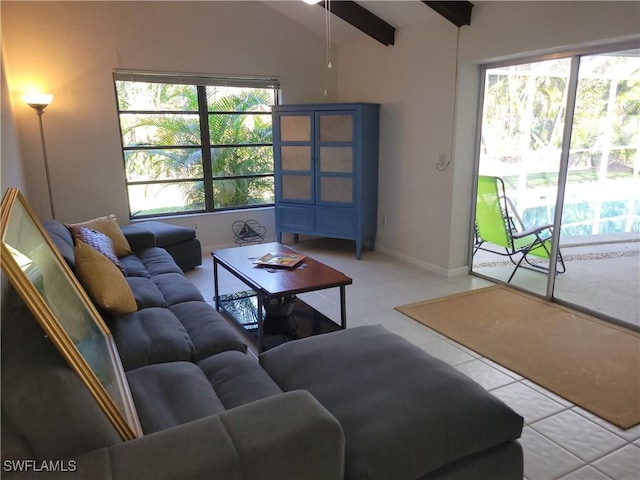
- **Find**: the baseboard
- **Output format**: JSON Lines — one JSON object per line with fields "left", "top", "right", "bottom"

{"left": 376, "top": 245, "right": 469, "bottom": 278}
{"left": 201, "top": 239, "right": 470, "bottom": 279}
{"left": 202, "top": 236, "right": 279, "bottom": 256}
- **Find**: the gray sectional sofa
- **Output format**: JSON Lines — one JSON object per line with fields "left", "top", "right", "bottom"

{"left": 1, "top": 219, "right": 524, "bottom": 479}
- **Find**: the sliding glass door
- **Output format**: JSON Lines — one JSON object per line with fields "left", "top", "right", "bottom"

{"left": 473, "top": 57, "right": 571, "bottom": 296}
{"left": 471, "top": 45, "right": 639, "bottom": 329}
{"left": 554, "top": 50, "right": 640, "bottom": 327}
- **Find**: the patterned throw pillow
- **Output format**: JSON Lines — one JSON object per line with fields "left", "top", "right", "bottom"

{"left": 69, "top": 225, "right": 123, "bottom": 271}
{"left": 68, "top": 214, "right": 132, "bottom": 257}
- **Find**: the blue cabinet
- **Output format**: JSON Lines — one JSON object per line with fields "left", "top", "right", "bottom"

{"left": 273, "top": 103, "right": 379, "bottom": 259}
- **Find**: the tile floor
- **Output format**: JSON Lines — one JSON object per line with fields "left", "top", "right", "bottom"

{"left": 186, "top": 238, "right": 640, "bottom": 480}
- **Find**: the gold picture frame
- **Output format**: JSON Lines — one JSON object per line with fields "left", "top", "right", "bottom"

{"left": 1, "top": 188, "right": 142, "bottom": 440}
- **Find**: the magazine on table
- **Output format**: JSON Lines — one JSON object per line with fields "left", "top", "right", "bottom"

{"left": 253, "top": 252, "right": 305, "bottom": 268}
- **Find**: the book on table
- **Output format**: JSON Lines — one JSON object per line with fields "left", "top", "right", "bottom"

{"left": 253, "top": 252, "right": 305, "bottom": 268}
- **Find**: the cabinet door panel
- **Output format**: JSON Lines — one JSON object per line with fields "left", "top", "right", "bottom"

{"left": 320, "top": 147, "right": 353, "bottom": 173}
{"left": 320, "top": 177, "right": 353, "bottom": 204}
{"left": 316, "top": 209, "right": 356, "bottom": 235}
{"left": 280, "top": 116, "right": 311, "bottom": 141}
{"left": 278, "top": 206, "right": 314, "bottom": 231}
{"left": 282, "top": 146, "right": 312, "bottom": 171}
{"left": 281, "top": 175, "right": 312, "bottom": 201}
{"left": 319, "top": 114, "right": 353, "bottom": 142}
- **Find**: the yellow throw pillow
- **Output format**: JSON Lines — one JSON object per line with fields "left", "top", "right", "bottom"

{"left": 69, "top": 214, "right": 132, "bottom": 257}
{"left": 74, "top": 240, "right": 137, "bottom": 315}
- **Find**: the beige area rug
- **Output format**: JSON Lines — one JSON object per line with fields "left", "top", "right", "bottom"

{"left": 395, "top": 285, "right": 640, "bottom": 429}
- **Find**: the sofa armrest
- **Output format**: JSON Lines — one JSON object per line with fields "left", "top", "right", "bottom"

{"left": 8, "top": 391, "right": 344, "bottom": 480}
{"left": 120, "top": 224, "right": 156, "bottom": 250}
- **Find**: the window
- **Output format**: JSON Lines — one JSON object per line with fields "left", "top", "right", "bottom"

{"left": 114, "top": 72, "right": 280, "bottom": 218}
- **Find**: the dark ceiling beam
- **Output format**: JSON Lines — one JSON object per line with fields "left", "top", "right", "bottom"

{"left": 422, "top": 1, "right": 473, "bottom": 28}
{"left": 318, "top": 1, "right": 395, "bottom": 46}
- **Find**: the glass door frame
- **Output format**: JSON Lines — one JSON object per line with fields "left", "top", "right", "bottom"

{"left": 469, "top": 39, "right": 639, "bottom": 314}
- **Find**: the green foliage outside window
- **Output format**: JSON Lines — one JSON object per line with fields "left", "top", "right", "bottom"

{"left": 480, "top": 51, "right": 639, "bottom": 236}
{"left": 115, "top": 78, "right": 277, "bottom": 217}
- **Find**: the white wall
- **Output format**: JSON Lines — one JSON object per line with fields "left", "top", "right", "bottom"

{"left": 1, "top": 53, "right": 26, "bottom": 197}
{"left": 336, "top": 16, "right": 458, "bottom": 274}
{"left": 1, "top": 1, "right": 335, "bottom": 247}
{"left": 337, "top": 1, "right": 640, "bottom": 274}
{"left": 1, "top": 50, "right": 28, "bottom": 312}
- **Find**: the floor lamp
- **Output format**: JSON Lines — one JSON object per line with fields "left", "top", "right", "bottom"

{"left": 22, "top": 93, "right": 55, "bottom": 219}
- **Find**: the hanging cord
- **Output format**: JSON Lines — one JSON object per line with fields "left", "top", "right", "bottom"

{"left": 327, "top": 0, "right": 332, "bottom": 69}
{"left": 324, "top": 0, "right": 332, "bottom": 96}
{"left": 436, "top": 27, "right": 461, "bottom": 172}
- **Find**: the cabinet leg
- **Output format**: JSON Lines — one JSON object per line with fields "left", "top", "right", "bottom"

{"left": 356, "top": 239, "right": 362, "bottom": 260}
{"left": 277, "top": 231, "right": 282, "bottom": 243}
{"left": 369, "top": 232, "right": 376, "bottom": 251}
{"left": 294, "top": 234, "right": 299, "bottom": 243}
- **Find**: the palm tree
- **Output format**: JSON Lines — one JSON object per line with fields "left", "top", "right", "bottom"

{"left": 117, "top": 82, "right": 274, "bottom": 214}
{"left": 208, "top": 89, "right": 274, "bottom": 208}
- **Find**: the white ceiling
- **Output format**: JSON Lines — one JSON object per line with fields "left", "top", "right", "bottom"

{"left": 263, "top": 1, "right": 440, "bottom": 46}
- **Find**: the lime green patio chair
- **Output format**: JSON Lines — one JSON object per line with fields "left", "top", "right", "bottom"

{"left": 474, "top": 175, "right": 565, "bottom": 282}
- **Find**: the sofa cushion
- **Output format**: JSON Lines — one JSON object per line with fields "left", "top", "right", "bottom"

{"left": 170, "top": 301, "right": 247, "bottom": 358}
{"left": 134, "top": 221, "right": 196, "bottom": 246}
{"left": 1, "top": 409, "right": 34, "bottom": 461}
{"left": 165, "top": 238, "right": 203, "bottom": 272}
{"left": 420, "top": 441, "right": 523, "bottom": 480}
{"left": 260, "top": 325, "right": 524, "bottom": 480}
{"left": 119, "top": 254, "right": 151, "bottom": 278}
{"left": 74, "top": 240, "right": 137, "bottom": 315}
{"left": 40, "top": 220, "right": 248, "bottom": 377}
{"left": 120, "top": 223, "right": 202, "bottom": 271}
{"left": 153, "top": 272, "right": 204, "bottom": 306}
{"left": 126, "top": 276, "right": 167, "bottom": 309}
{"left": 126, "top": 362, "right": 225, "bottom": 435}
{"left": 108, "top": 307, "right": 196, "bottom": 371}
{"left": 105, "top": 391, "right": 344, "bottom": 480}
{"left": 69, "top": 214, "right": 132, "bottom": 257}
{"left": 107, "top": 243, "right": 247, "bottom": 370}
{"left": 120, "top": 223, "right": 157, "bottom": 250}
{"left": 197, "top": 350, "right": 282, "bottom": 409}
{"left": 136, "top": 247, "right": 184, "bottom": 276}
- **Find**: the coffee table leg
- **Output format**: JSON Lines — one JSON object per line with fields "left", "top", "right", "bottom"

{"left": 340, "top": 285, "right": 347, "bottom": 329}
{"left": 213, "top": 257, "right": 220, "bottom": 311}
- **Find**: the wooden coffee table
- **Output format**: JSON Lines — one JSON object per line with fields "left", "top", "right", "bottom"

{"left": 212, "top": 242, "right": 352, "bottom": 352}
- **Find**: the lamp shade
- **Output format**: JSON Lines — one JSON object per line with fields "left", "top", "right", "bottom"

{"left": 21, "top": 93, "right": 54, "bottom": 109}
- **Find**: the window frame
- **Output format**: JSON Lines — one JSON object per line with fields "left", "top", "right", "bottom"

{"left": 113, "top": 71, "right": 281, "bottom": 219}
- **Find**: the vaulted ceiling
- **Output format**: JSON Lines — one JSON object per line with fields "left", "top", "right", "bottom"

{"left": 264, "top": 1, "right": 473, "bottom": 47}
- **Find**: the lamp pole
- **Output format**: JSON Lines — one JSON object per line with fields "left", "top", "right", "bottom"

{"left": 22, "top": 94, "right": 55, "bottom": 219}
{"left": 34, "top": 105, "right": 55, "bottom": 219}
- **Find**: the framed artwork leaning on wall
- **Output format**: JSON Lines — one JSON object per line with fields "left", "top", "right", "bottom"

{"left": 0, "top": 188, "right": 142, "bottom": 440}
